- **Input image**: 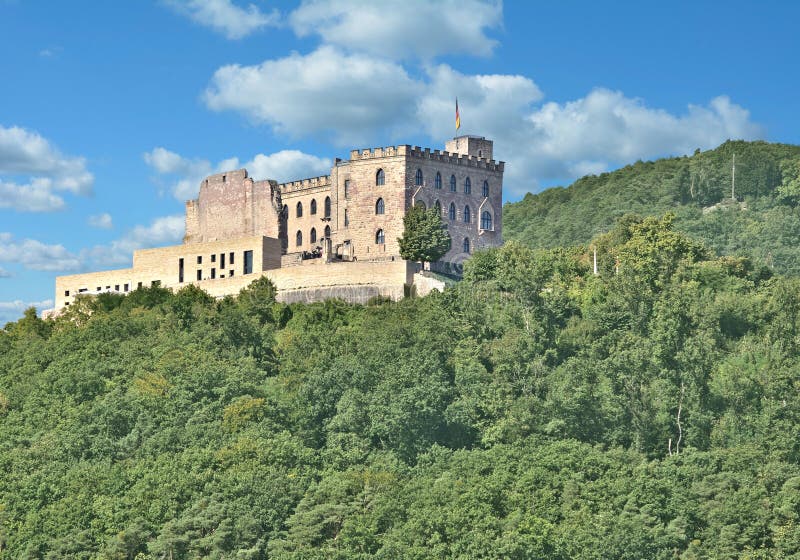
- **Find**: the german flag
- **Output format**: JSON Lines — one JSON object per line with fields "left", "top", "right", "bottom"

{"left": 455, "top": 98, "right": 461, "bottom": 130}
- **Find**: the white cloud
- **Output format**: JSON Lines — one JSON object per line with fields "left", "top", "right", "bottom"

{"left": 85, "top": 215, "right": 185, "bottom": 268}
{"left": 144, "top": 146, "right": 331, "bottom": 200}
{"left": 166, "top": 0, "right": 279, "bottom": 39}
{"left": 0, "top": 179, "right": 65, "bottom": 212}
{"left": 0, "top": 232, "right": 81, "bottom": 272}
{"left": 88, "top": 213, "right": 113, "bottom": 229}
{"left": 288, "top": 0, "right": 502, "bottom": 59}
{"left": 0, "top": 125, "right": 93, "bottom": 211}
{"left": 0, "top": 299, "right": 53, "bottom": 325}
{"left": 204, "top": 46, "right": 420, "bottom": 145}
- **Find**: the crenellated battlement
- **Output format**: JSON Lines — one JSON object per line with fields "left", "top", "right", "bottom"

{"left": 349, "top": 145, "right": 410, "bottom": 160}
{"left": 407, "top": 145, "right": 505, "bottom": 171}
{"left": 277, "top": 175, "right": 332, "bottom": 194}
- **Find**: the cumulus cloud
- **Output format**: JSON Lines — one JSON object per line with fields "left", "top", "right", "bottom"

{"left": 0, "top": 232, "right": 81, "bottom": 272}
{"left": 165, "top": 0, "right": 279, "bottom": 39}
{"left": 204, "top": 46, "right": 420, "bottom": 144}
{"left": 144, "top": 146, "right": 331, "bottom": 200}
{"left": 0, "top": 125, "right": 93, "bottom": 211}
{"left": 0, "top": 299, "right": 54, "bottom": 325}
{"left": 85, "top": 215, "right": 185, "bottom": 268}
{"left": 88, "top": 213, "right": 113, "bottom": 229}
{"left": 288, "top": 0, "right": 502, "bottom": 59}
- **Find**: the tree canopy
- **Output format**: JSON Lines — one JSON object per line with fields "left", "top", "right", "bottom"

{"left": 398, "top": 204, "right": 451, "bottom": 265}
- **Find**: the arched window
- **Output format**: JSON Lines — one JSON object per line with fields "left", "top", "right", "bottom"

{"left": 463, "top": 237, "right": 471, "bottom": 254}
{"left": 481, "top": 211, "right": 493, "bottom": 230}
{"left": 282, "top": 204, "right": 288, "bottom": 218}
{"left": 482, "top": 180, "right": 489, "bottom": 197}
{"left": 464, "top": 205, "right": 471, "bottom": 223}
{"left": 449, "top": 174, "right": 456, "bottom": 192}
{"left": 435, "top": 172, "right": 442, "bottom": 189}
{"left": 310, "top": 199, "right": 317, "bottom": 215}
{"left": 416, "top": 200, "right": 426, "bottom": 210}
{"left": 344, "top": 209, "right": 349, "bottom": 227}
{"left": 325, "top": 225, "right": 331, "bottom": 238}
{"left": 324, "top": 196, "right": 331, "bottom": 218}
{"left": 296, "top": 202, "right": 303, "bottom": 218}
{"left": 448, "top": 202, "right": 456, "bottom": 220}
{"left": 464, "top": 177, "right": 471, "bottom": 194}
{"left": 376, "top": 198, "right": 385, "bottom": 215}
{"left": 376, "top": 229, "right": 385, "bottom": 244}
{"left": 415, "top": 168, "right": 423, "bottom": 186}
{"left": 434, "top": 200, "right": 441, "bottom": 213}
{"left": 376, "top": 168, "right": 385, "bottom": 186}
{"left": 296, "top": 230, "right": 302, "bottom": 246}
{"left": 310, "top": 227, "right": 317, "bottom": 244}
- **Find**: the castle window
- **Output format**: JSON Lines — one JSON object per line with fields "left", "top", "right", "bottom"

{"left": 415, "top": 168, "right": 423, "bottom": 186}
{"left": 229, "top": 270, "right": 234, "bottom": 277}
{"left": 310, "top": 227, "right": 317, "bottom": 244}
{"left": 481, "top": 210, "right": 493, "bottom": 230}
{"left": 464, "top": 205, "right": 471, "bottom": 223}
{"left": 463, "top": 237, "right": 471, "bottom": 254}
{"left": 435, "top": 172, "right": 442, "bottom": 189}
{"left": 229, "top": 252, "right": 234, "bottom": 264}
{"left": 344, "top": 179, "right": 350, "bottom": 198}
{"left": 197, "top": 270, "right": 202, "bottom": 281}
{"left": 434, "top": 200, "right": 441, "bottom": 214}
{"left": 464, "top": 177, "right": 471, "bottom": 194}
{"left": 325, "top": 225, "right": 331, "bottom": 238}
{"left": 211, "top": 268, "right": 216, "bottom": 279}
{"left": 124, "top": 284, "right": 129, "bottom": 292}
{"left": 450, "top": 174, "right": 456, "bottom": 192}
{"left": 483, "top": 180, "right": 489, "bottom": 197}
{"left": 221, "top": 253, "right": 226, "bottom": 269}
{"left": 325, "top": 196, "right": 331, "bottom": 218}
{"left": 376, "top": 168, "right": 385, "bottom": 186}
{"left": 310, "top": 199, "right": 317, "bottom": 215}
{"left": 244, "top": 250, "right": 253, "bottom": 274}
{"left": 282, "top": 204, "right": 288, "bottom": 217}
{"left": 179, "top": 258, "right": 184, "bottom": 283}
{"left": 448, "top": 202, "right": 456, "bottom": 220}
{"left": 64, "top": 290, "right": 70, "bottom": 296}
{"left": 416, "top": 200, "right": 426, "bottom": 210}
{"left": 296, "top": 202, "right": 303, "bottom": 218}
{"left": 296, "top": 230, "right": 303, "bottom": 246}
{"left": 222, "top": 174, "right": 226, "bottom": 183}
{"left": 344, "top": 209, "right": 349, "bottom": 227}
{"left": 197, "top": 255, "right": 202, "bottom": 264}
{"left": 115, "top": 285, "right": 119, "bottom": 291}
{"left": 376, "top": 229, "right": 385, "bottom": 244}
{"left": 211, "top": 254, "right": 216, "bottom": 263}
{"left": 376, "top": 198, "right": 385, "bottom": 215}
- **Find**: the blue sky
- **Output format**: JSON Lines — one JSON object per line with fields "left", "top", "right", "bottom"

{"left": 1, "top": 0, "right": 798, "bottom": 322}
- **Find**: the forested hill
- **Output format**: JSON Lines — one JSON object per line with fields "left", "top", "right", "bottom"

{"left": 504, "top": 140, "right": 800, "bottom": 274}
{"left": 3, "top": 216, "right": 800, "bottom": 558}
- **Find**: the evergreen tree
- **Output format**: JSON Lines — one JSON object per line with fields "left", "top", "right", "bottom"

{"left": 398, "top": 205, "right": 451, "bottom": 265}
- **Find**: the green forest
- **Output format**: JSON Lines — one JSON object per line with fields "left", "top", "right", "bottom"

{"left": 504, "top": 140, "right": 800, "bottom": 275}
{"left": 2, "top": 212, "right": 800, "bottom": 558}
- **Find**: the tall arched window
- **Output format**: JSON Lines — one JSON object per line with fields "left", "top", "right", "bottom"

{"left": 296, "top": 230, "right": 302, "bottom": 246}
{"left": 434, "top": 200, "right": 441, "bottom": 213}
{"left": 324, "top": 225, "right": 331, "bottom": 238}
{"left": 376, "top": 229, "right": 385, "bottom": 244}
{"left": 344, "top": 209, "right": 349, "bottom": 227}
{"left": 310, "top": 199, "right": 317, "bottom": 215}
{"left": 464, "top": 177, "right": 471, "bottom": 194}
{"left": 463, "top": 237, "right": 471, "bottom": 254}
{"left": 324, "top": 196, "right": 331, "bottom": 218}
{"left": 296, "top": 202, "right": 303, "bottom": 218}
{"left": 282, "top": 204, "right": 288, "bottom": 218}
{"left": 464, "top": 205, "right": 471, "bottom": 223}
{"left": 415, "top": 168, "right": 423, "bottom": 186}
{"left": 376, "top": 198, "right": 385, "bottom": 215}
{"left": 481, "top": 211, "right": 493, "bottom": 230}
{"left": 435, "top": 172, "right": 442, "bottom": 189}
{"left": 482, "top": 180, "right": 489, "bottom": 197}
{"left": 376, "top": 168, "right": 385, "bottom": 186}
{"left": 310, "top": 227, "right": 317, "bottom": 243}
{"left": 449, "top": 174, "right": 456, "bottom": 192}
{"left": 448, "top": 202, "right": 456, "bottom": 220}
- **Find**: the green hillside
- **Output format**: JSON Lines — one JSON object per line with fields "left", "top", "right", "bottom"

{"left": 2, "top": 217, "right": 800, "bottom": 558}
{"left": 504, "top": 140, "right": 800, "bottom": 274}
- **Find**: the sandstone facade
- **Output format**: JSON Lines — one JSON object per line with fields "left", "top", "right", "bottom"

{"left": 51, "top": 135, "right": 504, "bottom": 312}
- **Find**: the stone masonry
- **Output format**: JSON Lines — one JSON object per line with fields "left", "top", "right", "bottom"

{"left": 51, "top": 135, "right": 504, "bottom": 313}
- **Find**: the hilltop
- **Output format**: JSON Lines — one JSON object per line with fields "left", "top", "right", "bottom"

{"left": 504, "top": 140, "right": 800, "bottom": 274}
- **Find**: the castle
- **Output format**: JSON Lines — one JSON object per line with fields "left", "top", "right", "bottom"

{"left": 52, "top": 135, "right": 504, "bottom": 311}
